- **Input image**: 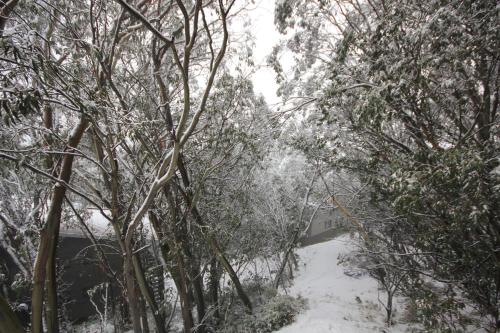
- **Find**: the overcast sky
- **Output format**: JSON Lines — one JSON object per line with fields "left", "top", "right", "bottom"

{"left": 233, "top": 0, "right": 283, "bottom": 106}
{"left": 249, "top": 1, "right": 281, "bottom": 105}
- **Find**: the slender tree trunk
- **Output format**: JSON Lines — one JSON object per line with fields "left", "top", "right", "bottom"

{"left": 287, "top": 256, "right": 294, "bottom": 280}
{"left": 31, "top": 229, "right": 50, "bottom": 333}
{"left": 191, "top": 262, "right": 206, "bottom": 332}
{"left": 139, "top": 296, "right": 149, "bottom": 333}
{"left": 148, "top": 211, "right": 194, "bottom": 333}
{"left": 45, "top": 221, "right": 60, "bottom": 333}
{"left": 31, "top": 117, "right": 89, "bottom": 333}
{"left": 178, "top": 237, "right": 205, "bottom": 332}
{"left": 132, "top": 255, "right": 166, "bottom": 333}
{"left": 386, "top": 290, "right": 393, "bottom": 325}
{"left": 124, "top": 254, "right": 142, "bottom": 333}
{"left": 273, "top": 229, "right": 299, "bottom": 290}
{"left": 168, "top": 263, "right": 194, "bottom": 333}
{"left": 206, "top": 235, "right": 252, "bottom": 312}
{"left": 174, "top": 253, "right": 195, "bottom": 333}
{"left": 208, "top": 258, "right": 220, "bottom": 325}
{"left": 159, "top": 252, "right": 195, "bottom": 333}
{"left": 93, "top": 130, "right": 167, "bottom": 333}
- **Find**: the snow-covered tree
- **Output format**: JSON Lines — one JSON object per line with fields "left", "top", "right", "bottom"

{"left": 274, "top": 0, "right": 499, "bottom": 330}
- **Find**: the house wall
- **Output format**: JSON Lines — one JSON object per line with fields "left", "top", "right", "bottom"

{"left": 298, "top": 207, "right": 350, "bottom": 246}
{"left": 307, "top": 208, "right": 347, "bottom": 237}
{"left": 0, "top": 234, "right": 123, "bottom": 324}
{"left": 58, "top": 235, "right": 123, "bottom": 323}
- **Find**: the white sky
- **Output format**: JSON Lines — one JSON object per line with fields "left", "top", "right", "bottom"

{"left": 229, "top": 0, "right": 283, "bottom": 106}
{"left": 247, "top": 0, "right": 281, "bottom": 105}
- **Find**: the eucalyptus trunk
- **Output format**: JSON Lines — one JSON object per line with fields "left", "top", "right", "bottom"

{"left": 149, "top": 211, "right": 194, "bottom": 333}
{"left": 31, "top": 117, "right": 89, "bottom": 333}
{"left": 132, "top": 255, "right": 166, "bottom": 333}
{"left": 45, "top": 222, "right": 60, "bottom": 333}
{"left": 124, "top": 254, "right": 142, "bottom": 333}
{"left": 208, "top": 258, "right": 220, "bottom": 324}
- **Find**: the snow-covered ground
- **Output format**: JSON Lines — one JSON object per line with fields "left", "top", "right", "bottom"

{"left": 76, "top": 234, "right": 423, "bottom": 333}
{"left": 277, "top": 235, "right": 418, "bottom": 333}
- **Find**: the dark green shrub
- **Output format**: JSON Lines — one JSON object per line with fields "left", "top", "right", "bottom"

{"left": 221, "top": 294, "right": 306, "bottom": 333}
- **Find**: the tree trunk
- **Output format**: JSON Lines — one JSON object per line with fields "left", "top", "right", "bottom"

{"left": 124, "top": 254, "right": 143, "bottom": 333}
{"left": 206, "top": 235, "right": 252, "bottom": 313}
{"left": 178, "top": 237, "right": 205, "bottom": 332}
{"left": 31, "top": 116, "right": 89, "bottom": 333}
{"left": 174, "top": 253, "right": 195, "bottom": 333}
{"left": 93, "top": 130, "right": 169, "bottom": 333}
{"left": 45, "top": 221, "right": 60, "bottom": 333}
{"left": 149, "top": 211, "right": 194, "bottom": 333}
{"left": 31, "top": 229, "right": 49, "bottom": 333}
{"left": 386, "top": 290, "right": 393, "bottom": 326}
{"left": 274, "top": 228, "right": 299, "bottom": 290}
{"left": 169, "top": 265, "right": 194, "bottom": 333}
{"left": 139, "top": 296, "right": 149, "bottom": 333}
{"left": 132, "top": 255, "right": 166, "bottom": 333}
{"left": 208, "top": 258, "right": 220, "bottom": 325}
{"left": 191, "top": 262, "right": 206, "bottom": 332}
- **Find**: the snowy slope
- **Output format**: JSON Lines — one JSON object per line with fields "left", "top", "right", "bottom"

{"left": 277, "top": 235, "right": 417, "bottom": 333}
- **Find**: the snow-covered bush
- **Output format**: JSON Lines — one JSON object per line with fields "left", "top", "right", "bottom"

{"left": 221, "top": 294, "right": 306, "bottom": 333}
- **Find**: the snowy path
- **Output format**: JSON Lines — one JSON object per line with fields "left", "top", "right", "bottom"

{"left": 277, "top": 235, "right": 414, "bottom": 333}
